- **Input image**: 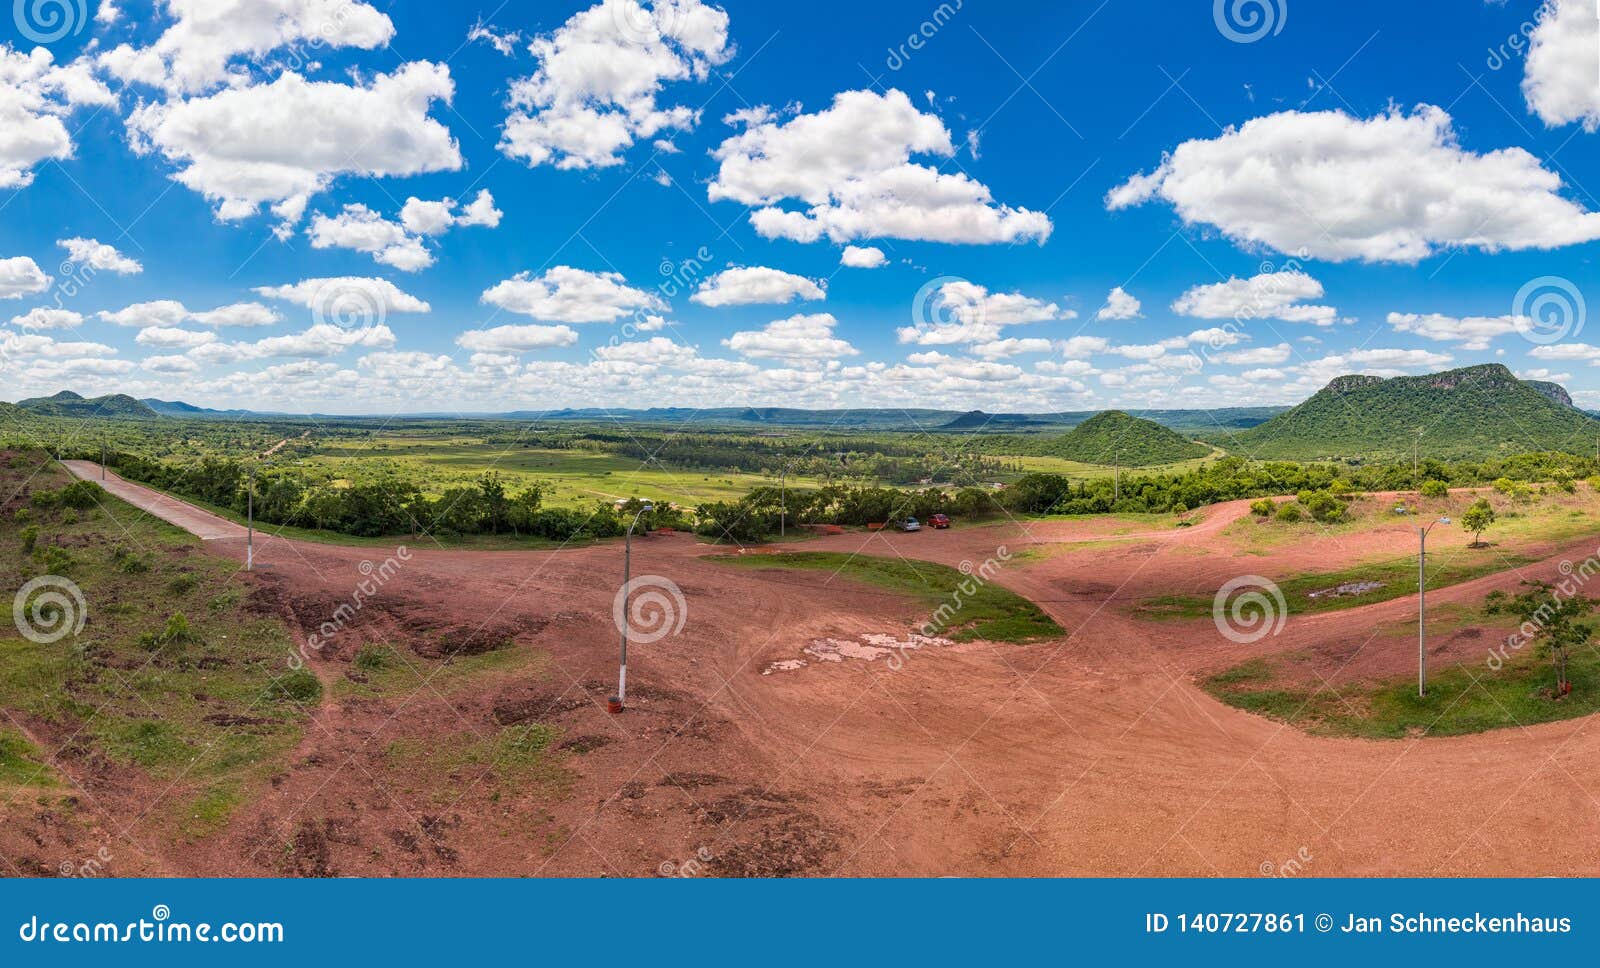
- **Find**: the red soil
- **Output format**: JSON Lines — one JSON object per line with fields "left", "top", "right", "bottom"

{"left": 26, "top": 465, "right": 1600, "bottom": 877}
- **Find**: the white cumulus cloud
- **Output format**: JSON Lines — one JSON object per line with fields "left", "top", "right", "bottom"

{"left": 690, "top": 266, "right": 825, "bottom": 307}
{"left": 481, "top": 266, "right": 664, "bottom": 323}
{"left": 1108, "top": 105, "right": 1600, "bottom": 262}
{"left": 709, "top": 88, "right": 1051, "bottom": 244}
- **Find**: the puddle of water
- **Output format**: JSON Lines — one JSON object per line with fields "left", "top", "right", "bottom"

{"left": 1307, "top": 580, "right": 1386, "bottom": 599}
{"left": 763, "top": 633, "right": 956, "bottom": 674}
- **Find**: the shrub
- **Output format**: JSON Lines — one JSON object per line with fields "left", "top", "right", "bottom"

{"left": 167, "top": 573, "right": 200, "bottom": 595}
{"left": 271, "top": 669, "right": 322, "bottom": 704}
{"left": 1275, "top": 503, "right": 1304, "bottom": 523}
{"left": 1249, "top": 499, "right": 1275, "bottom": 517}
{"left": 353, "top": 645, "right": 392, "bottom": 672}
{"left": 1419, "top": 480, "right": 1448, "bottom": 498}
{"left": 20, "top": 525, "right": 38, "bottom": 554}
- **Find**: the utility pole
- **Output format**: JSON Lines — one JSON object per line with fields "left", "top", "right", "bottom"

{"left": 1113, "top": 448, "right": 1120, "bottom": 504}
{"left": 1416, "top": 516, "right": 1451, "bottom": 697}
{"left": 613, "top": 502, "right": 654, "bottom": 711}
{"left": 779, "top": 465, "right": 788, "bottom": 539}
{"left": 246, "top": 463, "right": 256, "bottom": 571}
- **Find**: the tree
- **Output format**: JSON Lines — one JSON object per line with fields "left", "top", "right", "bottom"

{"left": 1485, "top": 581, "right": 1595, "bottom": 696}
{"left": 1460, "top": 498, "right": 1496, "bottom": 547}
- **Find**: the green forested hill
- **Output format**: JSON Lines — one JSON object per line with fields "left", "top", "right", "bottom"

{"left": 1004, "top": 410, "right": 1212, "bottom": 466}
{"left": 16, "top": 391, "right": 160, "bottom": 419}
{"left": 1219, "top": 364, "right": 1599, "bottom": 460}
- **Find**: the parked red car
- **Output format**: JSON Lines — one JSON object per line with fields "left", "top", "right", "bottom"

{"left": 929, "top": 514, "right": 951, "bottom": 529}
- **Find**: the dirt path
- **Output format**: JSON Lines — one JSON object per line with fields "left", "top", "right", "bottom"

{"left": 46, "top": 465, "right": 1600, "bottom": 878}
{"left": 62, "top": 461, "right": 245, "bottom": 541}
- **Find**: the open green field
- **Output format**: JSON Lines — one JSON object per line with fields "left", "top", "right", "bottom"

{"left": 1203, "top": 643, "right": 1600, "bottom": 739}
{"left": 307, "top": 437, "right": 841, "bottom": 509}
{"left": 711, "top": 551, "right": 1061, "bottom": 643}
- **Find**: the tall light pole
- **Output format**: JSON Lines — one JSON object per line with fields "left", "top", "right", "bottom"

{"left": 1415, "top": 516, "right": 1451, "bottom": 698}
{"left": 613, "top": 502, "right": 654, "bottom": 711}
{"left": 247, "top": 463, "right": 257, "bottom": 571}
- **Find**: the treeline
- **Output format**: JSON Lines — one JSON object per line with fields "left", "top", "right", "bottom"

{"left": 107, "top": 453, "right": 688, "bottom": 541}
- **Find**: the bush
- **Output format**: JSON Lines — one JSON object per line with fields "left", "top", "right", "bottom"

{"left": 167, "top": 573, "right": 200, "bottom": 594}
{"left": 353, "top": 645, "right": 392, "bottom": 672}
{"left": 1249, "top": 499, "right": 1275, "bottom": 517}
{"left": 1275, "top": 503, "right": 1304, "bottom": 523}
{"left": 272, "top": 669, "right": 322, "bottom": 704}
{"left": 20, "top": 525, "right": 38, "bottom": 554}
{"left": 1420, "top": 480, "right": 1449, "bottom": 498}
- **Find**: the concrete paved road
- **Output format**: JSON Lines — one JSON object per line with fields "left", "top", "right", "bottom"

{"left": 61, "top": 460, "right": 247, "bottom": 541}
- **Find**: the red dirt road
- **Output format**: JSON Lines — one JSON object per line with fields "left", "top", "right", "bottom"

{"left": 55, "top": 464, "right": 1600, "bottom": 877}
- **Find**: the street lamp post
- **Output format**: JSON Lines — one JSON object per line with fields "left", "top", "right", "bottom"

{"left": 1415, "top": 516, "right": 1451, "bottom": 698}
{"left": 613, "top": 502, "right": 654, "bottom": 711}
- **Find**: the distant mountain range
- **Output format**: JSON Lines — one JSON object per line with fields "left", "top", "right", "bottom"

{"left": 4, "top": 367, "right": 1595, "bottom": 464}
{"left": 1216, "top": 364, "right": 1598, "bottom": 460}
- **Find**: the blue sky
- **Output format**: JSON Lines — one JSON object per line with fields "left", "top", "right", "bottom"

{"left": 1, "top": 0, "right": 1598, "bottom": 414}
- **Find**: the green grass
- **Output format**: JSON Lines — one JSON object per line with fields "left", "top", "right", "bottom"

{"left": 383, "top": 724, "right": 570, "bottom": 800}
{"left": 1139, "top": 547, "right": 1535, "bottom": 620}
{"left": 0, "top": 727, "right": 59, "bottom": 788}
{"left": 1203, "top": 646, "right": 1600, "bottom": 738}
{"left": 709, "top": 551, "right": 1060, "bottom": 643}
{"left": 306, "top": 442, "right": 837, "bottom": 510}
{"left": 0, "top": 450, "right": 313, "bottom": 834}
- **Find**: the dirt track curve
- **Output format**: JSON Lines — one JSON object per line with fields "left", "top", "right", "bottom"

{"left": 59, "top": 462, "right": 1600, "bottom": 877}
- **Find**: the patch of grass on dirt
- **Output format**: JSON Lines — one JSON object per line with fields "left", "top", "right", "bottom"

{"left": 709, "top": 551, "right": 1060, "bottom": 643}
{"left": 335, "top": 640, "right": 547, "bottom": 700}
{"left": 384, "top": 724, "right": 570, "bottom": 800}
{"left": 0, "top": 450, "right": 312, "bottom": 834}
{"left": 0, "top": 727, "right": 59, "bottom": 788}
{"left": 1203, "top": 646, "right": 1600, "bottom": 738}
{"left": 1137, "top": 549, "right": 1534, "bottom": 620}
